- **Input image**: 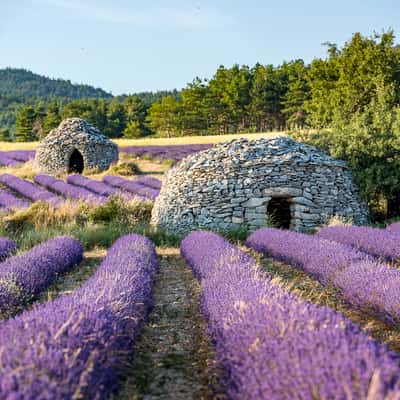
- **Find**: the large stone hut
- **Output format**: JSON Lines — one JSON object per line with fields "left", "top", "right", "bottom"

{"left": 151, "top": 137, "right": 369, "bottom": 234}
{"left": 35, "top": 118, "right": 118, "bottom": 175}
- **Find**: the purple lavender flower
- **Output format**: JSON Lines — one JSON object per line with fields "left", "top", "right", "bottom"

{"left": 0, "top": 236, "right": 83, "bottom": 315}
{"left": 0, "top": 174, "right": 62, "bottom": 206}
{"left": 0, "top": 234, "right": 158, "bottom": 399}
{"left": 182, "top": 230, "right": 400, "bottom": 399}
{"left": 0, "top": 237, "right": 17, "bottom": 261}
{"left": 317, "top": 225, "right": 400, "bottom": 262}
{"left": 0, "top": 188, "right": 30, "bottom": 210}
{"left": 246, "top": 228, "right": 400, "bottom": 323}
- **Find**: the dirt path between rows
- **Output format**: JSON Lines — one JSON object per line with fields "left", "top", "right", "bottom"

{"left": 116, "top": 247, "right": 223, "bottom": 400}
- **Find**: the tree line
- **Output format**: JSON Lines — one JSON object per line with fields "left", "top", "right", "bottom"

{"left": 3, "top": 30, "right": 400, "bottom": 220}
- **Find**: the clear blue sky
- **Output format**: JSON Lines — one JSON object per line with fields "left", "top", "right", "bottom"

{"left": 1, "top": 0, "right": 399, "bottom": 95}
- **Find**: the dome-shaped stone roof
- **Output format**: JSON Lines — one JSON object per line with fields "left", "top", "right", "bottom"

{"left": 35, "top": 118, "right": 118, "bottom": 175}
{"left": 179, "top": 136, "right": 347, "bottom": 172}
{"left": 151, "top": 136, "right": 369, "bottom": 234}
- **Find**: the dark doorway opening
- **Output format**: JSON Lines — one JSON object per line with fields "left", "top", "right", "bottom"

{"left": 68, "top": 149, "right": 84, "bottom": 174}
{"left": 267, "top": 197, "right": 291, "bottom": 229}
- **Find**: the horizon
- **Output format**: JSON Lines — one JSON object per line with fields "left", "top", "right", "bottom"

{"left": 1, "top": 1, "right": 400, "bottom": 95}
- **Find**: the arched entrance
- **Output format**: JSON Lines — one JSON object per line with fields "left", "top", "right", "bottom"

{"left": 68, "top": 149, "right": 84, "bottom": 174}
{"left": 267, "top": 197, "right": 291, "bottom": 229}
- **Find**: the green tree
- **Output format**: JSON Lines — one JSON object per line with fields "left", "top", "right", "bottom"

{"left": 123, "top": 120, "right": 142, "bottom": 138}
{"left": 300, "top": 80, "right": 400, "bottom": 219}
{"left": 104, "top": 99, "right": 126, "bottom": 137}
{"left": 146, "top": 96, "right": 181, "bottom": 137}
{"left": 15, "top": 106, "right": 36, "bottom": 141}
{"left": 281, "top": 60, "right": 310, "bottom": 129}
{"left": 43, "top": 102, "right": 61, "bottom": 136}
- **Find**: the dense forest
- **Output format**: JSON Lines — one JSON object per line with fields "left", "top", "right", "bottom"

{"left": 1, "top": 30, "right": 400, "bottom": 219}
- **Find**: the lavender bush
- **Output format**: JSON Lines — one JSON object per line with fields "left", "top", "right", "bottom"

{"left": 246, "top": 228, "right": 400, "bottom": 323}
{"left": 0, "top": 188, "right": 30, "bottom": 210}
{"left": 0, "top": 234, "right": 158, "bottom": 399}
{"left": 4, "top": 150, "right": 35, "bottom": 163}
{"left": 182, "top": 230, "right": 400, "bottom": 399}
{"left": 0, "top": 236, "right": 83, "bottom": 316}
{"left": 387, "top": 221, "right": 400, "bottom": 235}
{"left": 317, "top": 225, "right": 400, "bottom": 262}
{"left": 103, "top": 175, "right": 159, "bottom": 200}
{"left": 133, "top": 176, "right": 162, "bottom": 190}
{"left": 67, "top": 174, "right": 120, "bottom": 196}
{"left": 34, "top": 174, "right": 105, "bottom": 204}
{"left": 0, "top": 174, "right": 62, "bottom": 206}
{"left": 0, "top": 152, "right": 19, "bottom": 167}
{"left": 0, "top": 237, "right": 17, "bottom": 261}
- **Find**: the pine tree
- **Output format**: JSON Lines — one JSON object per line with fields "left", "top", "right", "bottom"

{"left": 15, "top": 106, "right": 36, "bottom": 142}
{"left": 43, "top": 102, "right": 61, "bottom": 136}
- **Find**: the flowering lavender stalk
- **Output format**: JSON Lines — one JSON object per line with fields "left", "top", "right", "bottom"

{"left": 182, "top": 231, "right": 400, "bottom": 399}
{"left": 0, "top": 152, "right": 19, "bottom": 167}
{"left": 0, "top": 236, "right": 83, "bottom": 316}
{"left": 317, "top": 225, "right": 400, "bottom": 262}
{"left": 103, "top": 175, "right": 159, "bottom": 200}
{"left": 34, "top": 174, "right": 105, "bottom": 204}
{"left": 0, "top": 174, "right": 62, "bottom": 206}
{"left": 0, "top": 234, "right": 158, "bottom": 399}
{"left": 0, "top": 188, "right": 30, "bottom": 210}
{"left": 0, "top": 237, "right": 17, "bottom": 261}
{"left": 66, "top": 174, "right": 119, "bottom": 196}
{"left": 246, "top": 228, "right": 400, "bottom": 323}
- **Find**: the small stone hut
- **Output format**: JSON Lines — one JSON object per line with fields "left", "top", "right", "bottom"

{"left": 35, "top": 118, "right": 118, "bottom": 175}
{"left": 151, "top": 137, "right": 369, "bottom": 234}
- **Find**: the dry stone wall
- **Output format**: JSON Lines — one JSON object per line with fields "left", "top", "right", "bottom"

{"left": 35, "top": 118, "right": 118, "bottom": 175}
{"left": 151, "top": 137, "right": 369, "bottom": 234}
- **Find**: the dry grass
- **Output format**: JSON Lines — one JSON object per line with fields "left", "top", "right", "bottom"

{"left": 256, "top": 253, "right": 400, "bottom": 353}
{"left": 0, "top": 131, "right": 283, "bottom": 151}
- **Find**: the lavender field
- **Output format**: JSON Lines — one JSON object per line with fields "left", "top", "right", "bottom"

{"left": 0, "top": 144, "right": 211, "bottom": 166}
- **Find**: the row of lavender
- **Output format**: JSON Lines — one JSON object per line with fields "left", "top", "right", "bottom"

{"left": 0, "top": 150, "right": 35, "bottom": 167}
{"left": 0, "top": 144, "right": 212, "bottom": 167}
{"left": 0, "top": 173, "right": 161, "bottom": 211}
{"left": 247, "top": 227, "right": 400, "bottom": 324}
{"left": 0, "top": 236, "right": 83, "bottom": 317}
{"left": 120, "top": 143, "right": 212, "bottom": 161}
{"left": 0, "top": 234, "right": 159, "bottom": 398}
{"left": 181, "top": 231, "right": 400, "bottom": 399}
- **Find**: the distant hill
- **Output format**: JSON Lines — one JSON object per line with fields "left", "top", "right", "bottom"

{"left": 0, "top": 68, "right": 113, "bottom": 99}
{"left": 0, "top": 68, "right": 180, "bottom": 135}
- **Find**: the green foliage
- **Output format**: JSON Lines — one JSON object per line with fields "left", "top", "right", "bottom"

{"left": 15, "top": 106, "right": 37, "bottom": 141}
{"left": 298, "top": 80, "right": 400, "bottom": 220}
{"left": 43, "top": 102, "right": 61, "bottom": 137}
{"left": 109, "top": 160, "right": 141, "bottom": 175}
{"left": 88, "top": 196, "right": 152, "bottom": 225}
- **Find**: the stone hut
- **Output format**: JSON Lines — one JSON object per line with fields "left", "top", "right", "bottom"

{"left": 151, "top": 137, "right": 369, "bottom": 234}
{"left": 35, "top": 118, "right": 118, "bottom": 175}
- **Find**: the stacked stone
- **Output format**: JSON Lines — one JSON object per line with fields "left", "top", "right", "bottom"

{"left": 151, "top": 137, "right": 369, "bottom": 234}
{"left": 35, "top": 118, "right": 118, "bottom": 175}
